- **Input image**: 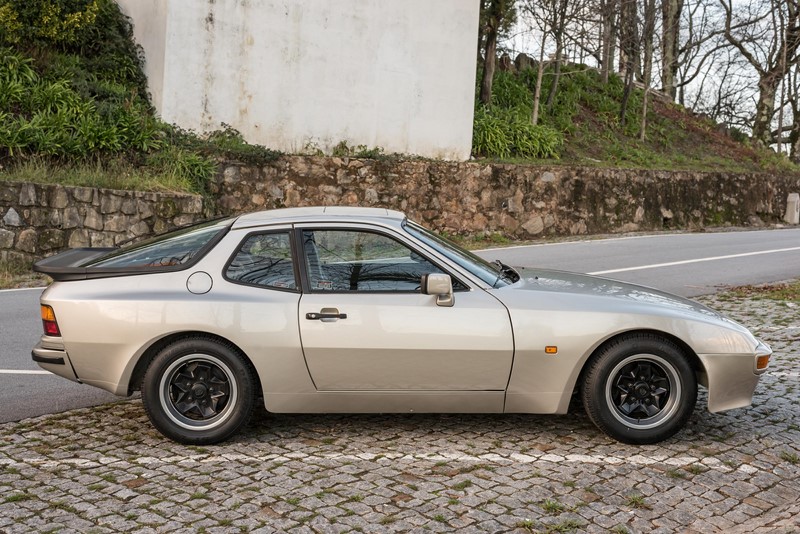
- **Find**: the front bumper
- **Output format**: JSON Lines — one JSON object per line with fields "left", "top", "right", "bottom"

{"left": 32, "top": 340, "right": 79, "bottom": 382}
{"left": 699, "top": 339, "right": 772, "bottom": 413}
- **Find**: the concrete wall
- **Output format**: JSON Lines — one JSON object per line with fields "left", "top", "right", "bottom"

{"left": 116, "top": 0, "right": 479, "bottom": 160}
{"left": 116, "top": 0, "right": 167, "bottom": 110}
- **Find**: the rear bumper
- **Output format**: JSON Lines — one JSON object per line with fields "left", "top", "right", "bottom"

{"left": 32, "top": 341, "right": 78, "bottom": 382}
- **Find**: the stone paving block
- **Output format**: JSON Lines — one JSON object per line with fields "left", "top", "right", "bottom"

{"left": 2, "top": 289, "right": 799, "bottom": 531}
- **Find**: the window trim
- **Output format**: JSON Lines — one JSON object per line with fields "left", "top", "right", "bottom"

{"left": 222, "top": 229, "right": 302, "bottom": 293}
{"left": 292, "top": 226, "right": 469, "bottom": 295}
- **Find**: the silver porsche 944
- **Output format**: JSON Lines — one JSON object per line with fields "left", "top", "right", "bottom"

{"left": 32, "top": 207, "right": 771, "bottom": 445}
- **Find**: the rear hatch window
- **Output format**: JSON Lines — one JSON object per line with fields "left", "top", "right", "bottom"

{"left": 84, "top": 218, "right": 232, "bottom": 268}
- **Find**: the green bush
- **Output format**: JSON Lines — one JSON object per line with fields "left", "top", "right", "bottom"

{"left": 0, "top": 0, "right": 99, "bottom": 47}
{"left": 473, "top": 106, "right": 561, "bottom": 159}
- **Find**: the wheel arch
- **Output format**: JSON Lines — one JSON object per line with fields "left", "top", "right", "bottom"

{"left": 127, "top": 331, "right": 262, "bottom": 396}
{"left": 573, "top": 329, "right": 704, "bottom": 398}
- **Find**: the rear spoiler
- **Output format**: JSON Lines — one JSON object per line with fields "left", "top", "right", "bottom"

{"left": 33, "top": 248, "right": 117, "bottom": 281}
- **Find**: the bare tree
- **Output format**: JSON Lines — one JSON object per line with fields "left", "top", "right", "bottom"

{"left": 720, "top": 0, "right": 800, "bottom": 146}
{"left": 619, "top": 0, "right": 640, "bottom": 125}
{"left": 673, "top": 0, "right": 729, "bottom": 106}
{"left": 641, "top": 0, "right": 658, "bottom": 139}
{"left": 661, "top": 0, "right": 685, "bottom": 98}
{"left": 600, "top": 0, "right": 619, "bottom": 83}
{"left": 479, "top": 0, "right": 517, "bottom": 105}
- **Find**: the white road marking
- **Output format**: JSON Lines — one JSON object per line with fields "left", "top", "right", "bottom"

{"left": 474, "top": 232, "right": 678, "bottom": 252}
{"left": 587, "top": 246, "right": 800, "bottom": 275}
{"left": 0, "top": 451, "right": 750, "bottom": 473}
{"left": 0, "top": 286, "right": 44, "bottom": 293}
{"left": 0, "top": 369, "right": 50, "bottom": 375}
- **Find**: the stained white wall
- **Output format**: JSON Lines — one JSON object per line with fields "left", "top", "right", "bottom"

{"left": 116, "top": 0, "right": 167, "bottom": 110}
{"left": 117, "top": 0, "right": 479, "bottom": 160}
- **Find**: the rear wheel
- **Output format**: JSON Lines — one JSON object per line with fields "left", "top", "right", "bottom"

{"left": 142, "top": 338, "right": 256, "bottom": 444}
{"left": 582, "top": 334, "right": 696, "bottom": 444}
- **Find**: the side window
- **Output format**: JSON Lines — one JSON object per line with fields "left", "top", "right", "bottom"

{"left": 226, "top": 232, "right": 297, "bottom": 290}
{"left": 302, "top": 230, "right": 460, "bottom": 292}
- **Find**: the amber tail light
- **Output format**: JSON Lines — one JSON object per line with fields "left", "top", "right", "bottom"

{"left": 41, "top": 305, "right": 61, "bottom": 337}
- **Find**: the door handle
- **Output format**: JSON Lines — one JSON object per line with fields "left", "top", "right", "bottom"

{"left": 306, "top": 308, "right": 347, "bottom": 321}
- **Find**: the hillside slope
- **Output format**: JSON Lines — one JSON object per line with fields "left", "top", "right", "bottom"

{"left": 474, "top": 65, "right": 795, "bottom": 174}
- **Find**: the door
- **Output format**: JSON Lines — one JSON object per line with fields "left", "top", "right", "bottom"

{"left": 297, "top": 227, "right": 513, "bottom": 391}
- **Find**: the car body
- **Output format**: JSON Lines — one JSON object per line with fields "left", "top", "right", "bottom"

{"left": 32, "top": 207, "right": 772, "bottom": 444}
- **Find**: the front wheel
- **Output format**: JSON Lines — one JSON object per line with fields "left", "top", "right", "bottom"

{"left": 142, "top": 338, "right": 256, "bottom": 444}
{"left": 581, "top": 334, "right": 697, "bottom": 444}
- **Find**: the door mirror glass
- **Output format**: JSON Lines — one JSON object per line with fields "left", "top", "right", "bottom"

{"left": 422, "top": 273, "right": 454, "bottom": 307}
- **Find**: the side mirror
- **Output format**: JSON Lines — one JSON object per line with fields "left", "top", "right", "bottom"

{"left": 421, "top": 273, "right": 454, "bottom": 307}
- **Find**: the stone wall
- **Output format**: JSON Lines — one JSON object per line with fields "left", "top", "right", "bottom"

{"left": 0, "top": 182, "right": 204, "bottom": 264}
{"left": 2, "top": 157, "right": 799, "bottom": 263}
{"left": 213, "top": 157, "right": 800, "bottom": 237}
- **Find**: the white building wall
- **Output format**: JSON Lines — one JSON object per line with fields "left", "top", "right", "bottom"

{"left": 116, "top": 0, "right": 168, "bottom": 110}
{"left": 117, "top": 0, "right": 479, "bottom": 160}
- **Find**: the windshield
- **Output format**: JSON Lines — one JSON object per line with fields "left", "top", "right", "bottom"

{"left": 84, "top": 217, "right": 233, "bottom": 268}
{"left": 403, "top": 220, "right": 515, "bottom": 288}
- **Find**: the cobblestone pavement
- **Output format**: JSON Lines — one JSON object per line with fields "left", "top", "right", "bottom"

{"left": 1, "top": 288, "right": 798, "bottom": 533}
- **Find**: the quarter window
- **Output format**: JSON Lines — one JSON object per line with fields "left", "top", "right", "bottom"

{"left": 226, "top": 232, "right": 297, "bottom": 290}
{"left": 302, "top": 230, "right": 460, "bottom": 292}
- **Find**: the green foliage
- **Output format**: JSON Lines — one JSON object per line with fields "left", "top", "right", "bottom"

{"left": 0, "top": 47, "right": 163, "bottom": 159}
{"left": 330, "top": 140, "right": 386, "bottom": 159}
{"left": 201, "top": 125, "right": 282, "bottom": 164}
{"left": 0, "top": 0, "right": 263, "bottom": 194}
{"left": 0, "top": 0, "right": 99, "bottom": 47}
{"left": 147, "top": 147, "right": 216, "bottom": 194}
{"left": 473, "top": 106, "right": 561, "bottom": 159}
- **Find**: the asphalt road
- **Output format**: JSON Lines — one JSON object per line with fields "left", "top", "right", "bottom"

{"left": 476, "top": 227, "right": 800, "bottom": 297}
{"left": 1, "top": 227, "right": 798, "bottom": 423}
{"left": 0, "top": 288, "right": 120, "bottom": 423}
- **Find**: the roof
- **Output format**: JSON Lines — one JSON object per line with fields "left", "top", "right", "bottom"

{"left": 231, "top": 206, "right": 407, "bottom": 228}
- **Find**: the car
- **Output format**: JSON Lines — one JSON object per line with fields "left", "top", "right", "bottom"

{"left": 32, "top": 207, "right": 772, "bottom": 445}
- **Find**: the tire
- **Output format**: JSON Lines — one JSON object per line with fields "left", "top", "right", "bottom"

{"left": 141, "top": 337, "right": 256, "bottom": 444}
{"left": 581, "top": 333, "right": 697, "bottom": 445}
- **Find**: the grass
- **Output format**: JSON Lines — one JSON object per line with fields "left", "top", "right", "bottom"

{"left": 666, "top": 468, "right": 688, "bottom": 479}
{"left": 780, "top": 450, "right": 799, "bottom": 465}
{"left": 0, "top": 258, "right": 49, "bottom": 289}
{"left": 624, "top": 494, "right": 651, "bottom": 509}
{"left": 475, "top": 65, "right": 800, "bottom": 174}
{"left": 541, "top": 499, "right": 565, "bottom": 514}
{"left": 451, "top": 479, "right": 472, "bottom": 491}
{"left": 516, "top": 519, "right": 536, "bottom": 530}
{"left": 0, "top": 157, "right": 197, "bottom": 194}
{"left": 685, "top": 464, "right": 708, "bottom": 475}
{"left": 727, "top": 281, "right": 800, "bottom": 302}
{"left": 4, "top": 493, "right": 31, "bottom": 503}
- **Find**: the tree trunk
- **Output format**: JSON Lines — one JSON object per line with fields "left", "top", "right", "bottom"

{"left": 661, "top": 0, "right": 683, "bottom": 99}
{"left": 479, "top": 27, "right": 498, "bottom": 105}
{"left": 752, "top": 72, "right": 780, "bottom": 146}
{"left": 600, "top": 0, "right": 617, "bottom": 83}
{"left": 790, "top": 107, "right": 800, "bottom": 162}
{"left": 545, "top": 39, "right": 563, "bottom": 110}
{"left": 619, "top": 0, "right": 638, "bottom": 125}
{"left": 545, "top": 0, "right": 568, "bottom": 110}
{"left": 532, "top": 33, "right": 547, "bottom": 125}
{"left": 641, "top": 0, "right": 656, "bottom": 140}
